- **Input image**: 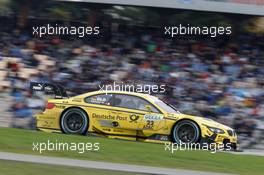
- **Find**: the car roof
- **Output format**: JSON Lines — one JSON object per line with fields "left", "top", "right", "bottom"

{"left": 75, "top": 90, "right": 159, "bottom": 102}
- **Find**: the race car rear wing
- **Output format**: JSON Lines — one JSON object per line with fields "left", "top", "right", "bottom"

{"left": 30, "top": 82, "right": 68, "bottom": 99}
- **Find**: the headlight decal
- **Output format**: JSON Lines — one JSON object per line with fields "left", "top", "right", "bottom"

{"left": 204, "top": 125, "right": 225, "bottom": 134}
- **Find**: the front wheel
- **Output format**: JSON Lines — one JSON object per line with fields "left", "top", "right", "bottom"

{"left": 172, "top": 120, "right": 200, "bottom": 144}
{"left": 61, "top": 108, "right": 88, "bottom": 135}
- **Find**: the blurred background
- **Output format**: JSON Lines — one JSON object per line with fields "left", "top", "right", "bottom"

{"left": 0, "top": 0, "right": 264, "bottom": 149}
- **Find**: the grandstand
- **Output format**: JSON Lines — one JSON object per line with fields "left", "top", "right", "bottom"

{"left": 0, "top": 0, "right": 263, "bottom": 149}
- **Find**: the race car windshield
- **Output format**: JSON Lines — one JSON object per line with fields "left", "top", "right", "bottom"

{"left": 154, "top": 99, "right": 180, "bottom": 114}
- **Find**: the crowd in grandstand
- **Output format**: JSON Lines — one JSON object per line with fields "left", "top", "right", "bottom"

{"left": 0, "top": 22, "right": 264, "bottom": 145}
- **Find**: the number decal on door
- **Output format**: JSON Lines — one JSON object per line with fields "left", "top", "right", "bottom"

{"left": 144, "top": 120, "right": 154, "bottom": 129}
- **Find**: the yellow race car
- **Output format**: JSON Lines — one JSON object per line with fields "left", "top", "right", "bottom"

{"left": 34, "top": 83, "right": 237, "bottom": 149}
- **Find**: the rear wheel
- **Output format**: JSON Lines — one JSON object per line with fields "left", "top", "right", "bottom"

{"left": 61, "top": 108, "right": 88, "bottom": 135}
{"left": 172, "top": 120, "right": 200, "bottom": 143}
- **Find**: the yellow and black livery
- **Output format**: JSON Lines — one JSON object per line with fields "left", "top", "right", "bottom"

{"left": 32, "top": 82, "right": 237, "bottom": 149}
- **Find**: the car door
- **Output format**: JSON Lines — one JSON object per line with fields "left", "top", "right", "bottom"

{"left": 108, "top": 94, "right": 165, "bottom": 131}
{"left": 84, "top": 93, "right": 116, "bottom": 132}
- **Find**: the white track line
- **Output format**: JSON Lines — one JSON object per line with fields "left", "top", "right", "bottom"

{"left": 0, "top": 152, "right": 235, "bottom": 175}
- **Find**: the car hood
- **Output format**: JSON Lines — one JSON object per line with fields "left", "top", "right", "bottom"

{"left": 171, "top": 113, "right": 233, "bottom": 131}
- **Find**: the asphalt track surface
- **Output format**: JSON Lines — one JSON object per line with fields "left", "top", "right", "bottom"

{"left": 0, "top": 152, "right": 235, "bottom": 175}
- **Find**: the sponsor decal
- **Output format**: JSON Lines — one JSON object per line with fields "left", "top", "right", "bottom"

{"left": 148, "top": 134, "right": 170, "bottom": 141}
{"left": 129, "top": 114, "right": 140, "bottom": 123}
{"left": 30, "top": 82, "right": 44, "bottom": 91}
{"left": 44, "top": 85, "right": 53, "bottom": 92}
{"left": 72, "top": 98, "right": 82, "bottom": 102}
{"left": 115, "top": 115, "right": 127, "bottom": 121}
{"left": 92, "top": 113, "right": 127, "bottom": 121}
{"left": 41, "top": 120, "right": 53, "bottom": 127}
{"left": 102, "top": 128, "right": 111, "bottom": 132}
{"left": 30, "top": 82, "right": 68, "bottom": 98}
{"left": 55, "top": 105, "right": 66, "bottom": 109}
{"left": 160, "top": 135, "right": 169, "bottom": 141}
{"left": 90, "top": 96, "right": 107, "bottom": 104}
{"left": 92, "top": 113, "right": 115, "bottom": 120}
{"left": 143, "top": 114, "right": 163, "bottom": 121}
{"left": 99, "top": 120, "right": 113, "bottom": 127}
{"left": 30, "top": 82, "right": 54, "bottom": 93}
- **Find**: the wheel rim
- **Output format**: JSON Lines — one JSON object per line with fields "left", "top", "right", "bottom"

{"left": 65, "top": 112, "right": 84, "bottom": 132}
{"left": 176, "top": 124, "right": 197, "bottom": 143}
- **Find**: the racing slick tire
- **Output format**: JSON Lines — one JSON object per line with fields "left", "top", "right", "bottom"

{"left": 61, "top": 108, "right": 89, "bottom": 135}
{"left": 172, "top": 120, "right": 200, "bottom": 144}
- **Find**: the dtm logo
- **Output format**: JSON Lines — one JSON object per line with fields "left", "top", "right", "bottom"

{"left": 143, "top": 114, "right": 163, "bottom": 121}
